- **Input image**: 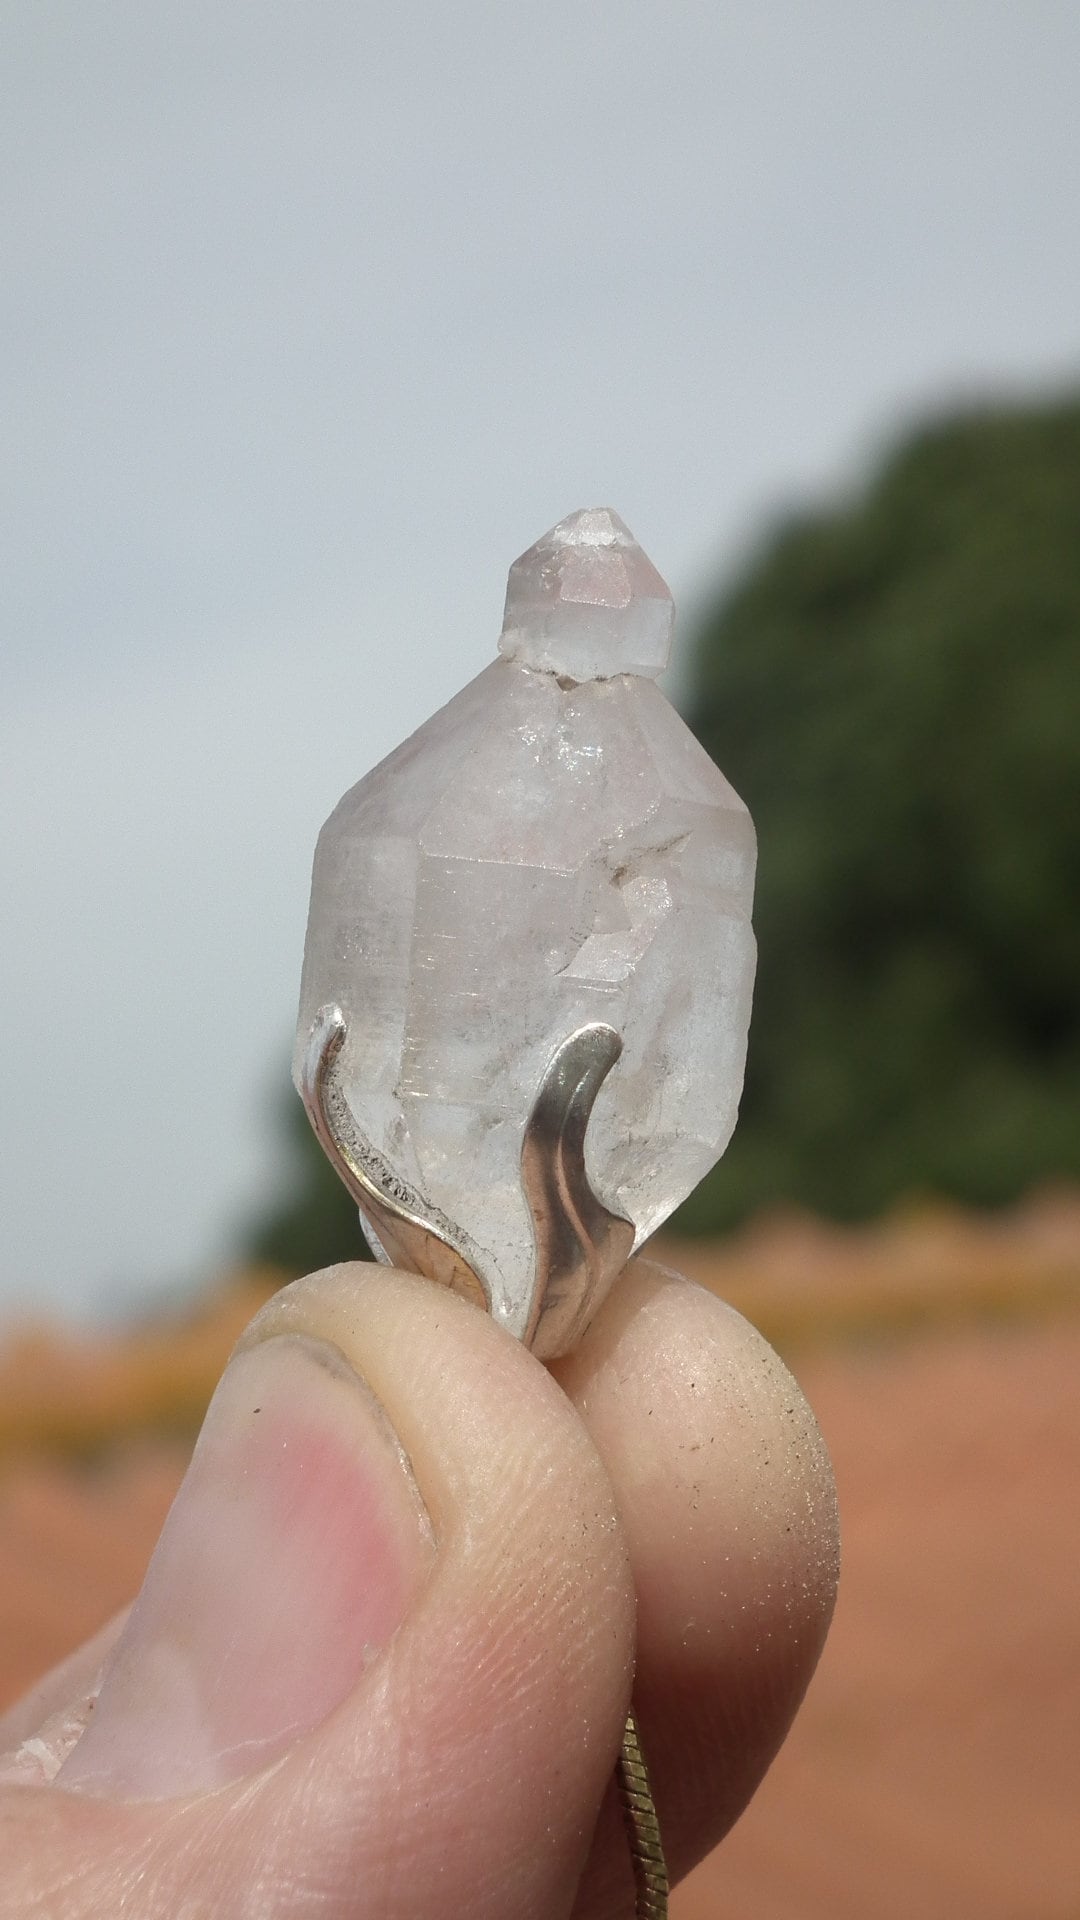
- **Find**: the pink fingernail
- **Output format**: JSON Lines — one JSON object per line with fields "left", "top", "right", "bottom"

{"left": 56, "top": 1333, "right": 433, "bottom": 1799}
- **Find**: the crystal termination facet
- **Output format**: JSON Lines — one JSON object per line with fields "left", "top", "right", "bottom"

{"left": 499, "top": 506, "right": 675, "bottom": 681}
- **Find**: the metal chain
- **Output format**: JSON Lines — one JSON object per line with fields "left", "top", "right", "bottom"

{"left": 616, "top": 1709, "right": 669, "bottom": 1918}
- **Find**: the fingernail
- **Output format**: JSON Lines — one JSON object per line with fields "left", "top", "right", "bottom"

{"left": 56, "top": 1333, "right": 434, "bottom": 1799}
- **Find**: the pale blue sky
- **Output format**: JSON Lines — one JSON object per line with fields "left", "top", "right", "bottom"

{"left": 3, "top": 3, "right": 1078, "bottom": 1319}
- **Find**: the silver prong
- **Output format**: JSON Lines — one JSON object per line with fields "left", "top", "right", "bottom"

{"left": 299, "top": 1005, "right": 488, "bottom": 1312}
{"left": 520, "top": 1023, "right": 636, "bottom": 1358}
{"left": 299, "top": 1006, "right": 635, "bottom": 1358}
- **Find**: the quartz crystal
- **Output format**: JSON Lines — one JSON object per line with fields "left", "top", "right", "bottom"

{"left": 294, "top": 509, "right": 756, "bottom": 1321}
{"left": 498, "top": 506, "right": 675, "bottom": 680}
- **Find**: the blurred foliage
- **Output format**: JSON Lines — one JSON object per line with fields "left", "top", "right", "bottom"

{"left": 679, "top": 395, "right": 1080, "bottom": 1230}
{"left": 250, "top": 395, "right": 1080, "bottom": 1273}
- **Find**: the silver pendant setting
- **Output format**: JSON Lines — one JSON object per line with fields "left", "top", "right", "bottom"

{"left": 300, "top": 1004, "right": 635, "bottom": 1360}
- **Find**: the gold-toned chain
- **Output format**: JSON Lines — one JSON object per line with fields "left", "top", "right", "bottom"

{"left": 616, "top": 1709, "right": 668, "bottom": 1918}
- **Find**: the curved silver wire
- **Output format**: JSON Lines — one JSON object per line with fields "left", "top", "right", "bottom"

{"left": 519, "top": 1023, "right": 635, "bottom": 1357}
{"left": 299, "top": 1004, "right": 634, "bottom": 1359}
{"left": 299, "top": 1005, "right": 488, "bottom": 1312}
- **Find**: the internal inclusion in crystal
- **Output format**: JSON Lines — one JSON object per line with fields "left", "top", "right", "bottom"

{"left": 294, "top": 510, "right": 756, "bottom": 1324}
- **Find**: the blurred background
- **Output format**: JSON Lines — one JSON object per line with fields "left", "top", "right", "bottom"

{"left": 2, "top": 6, "right": 1078, "bottom": 1915}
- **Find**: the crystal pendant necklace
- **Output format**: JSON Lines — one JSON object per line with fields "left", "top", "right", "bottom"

{"left": 294, "top": 508, "right": 757, "bottom": 1917}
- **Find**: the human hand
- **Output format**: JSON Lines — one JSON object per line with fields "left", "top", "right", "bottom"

{"left": 0, "top": 1258, "right": 838, "bottom": 1918}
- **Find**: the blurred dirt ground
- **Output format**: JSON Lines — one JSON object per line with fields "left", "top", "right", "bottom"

{"left": 2, "top": 1195, "right": 1079, "bottom": 1918}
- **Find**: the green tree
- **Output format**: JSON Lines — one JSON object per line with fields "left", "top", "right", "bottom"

{"left": 679, "top": 395, "right": 1080, "bottom": 1230}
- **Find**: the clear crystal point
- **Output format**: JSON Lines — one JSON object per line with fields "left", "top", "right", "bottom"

{"left": 498, "top": 506, "right": 675, "bottom": 680}
{"left": 295, "top": 511, "right": 756, "bottom": 1333}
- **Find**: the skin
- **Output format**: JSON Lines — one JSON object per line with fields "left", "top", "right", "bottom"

{"left": 0, "top": 1257, "right": 839, "bottom": 1919}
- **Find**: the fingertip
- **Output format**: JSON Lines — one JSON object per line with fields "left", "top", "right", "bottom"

{"left": 554, "top": 1256, "right": 839, "bottom": 1885}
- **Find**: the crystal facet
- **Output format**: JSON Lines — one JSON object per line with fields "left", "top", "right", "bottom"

{"left": 294, "top": 509, "right": 756, "bottom": 1348}
{"left": 498, "top": 507, "right": 675, "bottom": 680}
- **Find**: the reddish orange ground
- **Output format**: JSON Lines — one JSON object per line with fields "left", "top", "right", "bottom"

{"left": 1, "top": 1204, "right": 1078, "bottom": 1917}
{"left": 674, "top": 1314, "right": 1080, "bottom": 1919}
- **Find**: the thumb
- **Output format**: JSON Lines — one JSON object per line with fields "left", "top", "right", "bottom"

{"left": 1, "top": 1265, "right": 634, "bottom": 1920}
